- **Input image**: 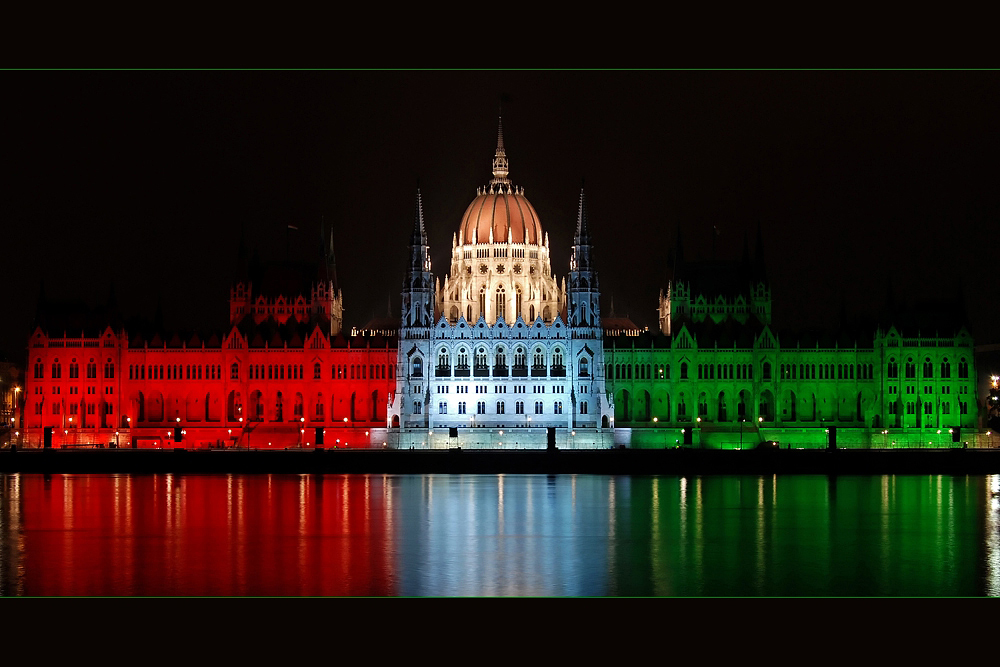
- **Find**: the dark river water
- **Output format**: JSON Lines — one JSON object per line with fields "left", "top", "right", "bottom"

{"left": 1, "top": 473, "right": 997, "bottom": 596}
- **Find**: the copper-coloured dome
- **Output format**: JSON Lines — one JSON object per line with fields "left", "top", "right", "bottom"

{"left": 460, "top": 189, "right": 543, "bottom": 245}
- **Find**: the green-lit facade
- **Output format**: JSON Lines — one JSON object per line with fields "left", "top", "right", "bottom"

{"left": 606, "top": 240, "right": 977, "bottom": 449}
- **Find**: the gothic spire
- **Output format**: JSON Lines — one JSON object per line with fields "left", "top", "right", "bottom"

{"left": 411, "top": 189, "right": 428, "bottom": 246}
{"left": 491, "top": 116, "right": 510, "bottom": 186}
{"left": 575, "top": 186, "right": 591, "bottom": 244}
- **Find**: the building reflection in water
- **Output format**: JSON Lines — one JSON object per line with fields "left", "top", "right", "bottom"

{"left": 0, "top": 473, "right": 996, "bottom": 596}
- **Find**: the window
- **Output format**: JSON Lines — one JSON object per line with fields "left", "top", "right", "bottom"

{"left": 475, "top": 348, "right": 488, "bottom": 369}
{"left": 516, "top": 401, "right": 524, "bottom": 414}
{"left": 923, "top": 358, "right": 933, "bottom": 378}
{"left": 941, "top": 359, "right": 951, "bottom": 379}
{"left": 477, "top": 401, "right": 486, "bottom": 415}
{"left": 514, "top": 348, "right": 526, "bottom": 368}
{"left": 924, "top": 402, "right": 932, "bottom": 415}
{"left": 534, "top": 401, "right": 543, "bottom": 414}
{"left": 906, "top": 402, "right": 915, "bottom": 415}
{"left": 960, "top": 401, "right": 968, "bottom": 415}
{"left": 680, "top": 362, "right": 688, "bottom": 380}
{"left": 579, "top": 358, "right": 589, "bottom": 377}
{"left": 314, "top": 363, "right": 322, "bottom": 380}
{"left": 942, "top": 402, "right": 950, "bottom": 415}
{"left": 496, "top": 286, "right": 506, "bottom": 321}
{"left": 458, "top": 402, "right": 466, "bottom": 415}
{"left": 439, "top": 402, "right": 447, "bottom": 415}
{"left": 413, "top": 401, "right": 422, "bottom": 414}
{"left": 70, "top": 361, "right": 79, "bottom": 379}
{"left": 412, "top": 357, "right": 423, "bottom": 377}
{"left": 34, "top": 359, "right": 43, "bottom": 379}
{"left": 581, "top": 401, "right": 588, "bottom": 414}
{"left": 553, "top": 349, "right": 564, "bottom": 368}
{"left": 533, "top": 348, "right": 545, "bottom": 368}
{"left": 438, "top": 349, "right": 450, "bottom": 368}
{"left": 496, "top": 401, "right": 504, "bottom": 414}
{"left": 959, "top": 359, "right": 969, "bottom": 379}
{"left": 87, "top": 362, "right": 97, "bottom": 379}
{"left": 52, "top": 361, "right": 61, "bottom": 379}
{"left": 762, "top": 362, "right": 771, "bottom": 380}
{"left": 457, "top": 349, "right": 469, "bottom": 368}
{"left": 554, "top": 401, "right": 563, "bottom": 415}
{"left": 905, "top": 358, "right": 916, "bottom": 379}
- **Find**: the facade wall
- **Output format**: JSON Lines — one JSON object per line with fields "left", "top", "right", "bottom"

{"left": 24, "top": 327, "right": 395, "bottom": 449}
{"left": 606, "top": 326, "right": 978, "bottom": 449}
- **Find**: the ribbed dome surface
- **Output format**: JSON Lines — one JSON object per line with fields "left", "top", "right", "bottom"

{"left": 459, "top": 190, "right": 543, "bottom": 245}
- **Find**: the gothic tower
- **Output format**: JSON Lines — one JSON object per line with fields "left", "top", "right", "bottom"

{"left": 401, "top": 190, "right": 435, "bottom": 328}
{"left": 568, "top": 188, "right": 601, "bottom": 333}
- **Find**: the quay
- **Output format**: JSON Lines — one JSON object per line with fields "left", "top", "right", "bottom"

{"left": 3, "top": 447, "right": 1000, "bottom": 476}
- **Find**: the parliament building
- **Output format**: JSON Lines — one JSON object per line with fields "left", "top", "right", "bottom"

{"left": 21, "top": 121, "right": 980, "bottom": 449}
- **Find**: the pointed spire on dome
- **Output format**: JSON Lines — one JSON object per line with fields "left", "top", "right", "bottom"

{"left": 411, "top": 189, "right": 427, "bottom": 246}
{"left": 491, "top": 116, "right": 510, "bottom": 185}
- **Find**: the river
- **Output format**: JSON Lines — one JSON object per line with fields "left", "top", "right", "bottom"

{"left": 0, "top": 473, "right": 995, "bottom": 596}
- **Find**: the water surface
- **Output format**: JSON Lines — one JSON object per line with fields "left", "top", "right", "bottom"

{"left": 0, "top": 473, "right": 995, "bottom": 596}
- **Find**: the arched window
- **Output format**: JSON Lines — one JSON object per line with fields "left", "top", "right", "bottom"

{"left": 496, "top": 286, "right": 506, "bottom": 321}
{"left": 533, "top": 348, "right": 545, "bottom": 368}
{"left": 763, "top": 362, "right": 771, "bottom": 381}
{"left": 231, "top": 362, "right": 239, "bottom": 380}
{"left": 941, "top": 358, "right": 950, "bottom": 378}
{"left": 438, "top": 349, "right": 450, "bottom": 369}
{"left": 905, "top": 357, "right": 916, "bottom": 379}
{"left": 313, "top": 362, "right": 321, "bottom": 380}
{"left": 680, "top": 362, "right": 688, "bottom": 379}
{"left": 475, "top": 347, "right": 488, "bottom": 370}
{"left": 457, "top": 348, "right": 469, "bottom": 368}
{"left": 412, "top": 357, "right": 423, "bottom": 377}
{"left": 923, "top": 357, "right": 934, "bottom": 378}
{"left": 552, "top": 349, "right": 564, "bottom": 369}
{"left": 887, "top": 358, "right": 898, "bottom": 378}
{"left": 514, "top": 347, "right": 526, "bottom": 368}
{"left": 495, "top": 348, "right": 507, "bottom": 368}
{"left": 516, "top": 287, "right": 522, "bottom": 320}
{"left": 959, "top": 358, "right": 969, "bottom": 378}
{"left": 479, "top": 288, "right": 486, "bottom": 320}
{"left": 530, "top": 305, "right": 536, "bottom": 322}
{"left": 580, "top": 358, "right": 590, "bottom": 377}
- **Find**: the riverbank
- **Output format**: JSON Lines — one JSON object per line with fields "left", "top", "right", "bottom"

{"left": 2, "top": 447, "right": 1000, "bottom": 475}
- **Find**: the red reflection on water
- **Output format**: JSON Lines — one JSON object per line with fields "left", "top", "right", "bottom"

{"left": 14, "top": 474, "right": 395, "bottom": 596}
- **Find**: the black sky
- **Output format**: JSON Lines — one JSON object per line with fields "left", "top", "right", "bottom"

{"left": 4, "top": 71, "right": 999, "bottom": 360}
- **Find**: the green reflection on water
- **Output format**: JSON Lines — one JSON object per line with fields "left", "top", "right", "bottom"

{"left": 611, "top": 475, "right": 989, "bottom": 596}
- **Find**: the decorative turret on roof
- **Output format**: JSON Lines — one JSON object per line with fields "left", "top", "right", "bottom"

{"left": 491, "top": 116, "right": 509, "bottom": 186}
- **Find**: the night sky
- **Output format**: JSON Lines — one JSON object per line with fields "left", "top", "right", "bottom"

{"left": 5, "top": 71, "right": 999, "bottom": 361}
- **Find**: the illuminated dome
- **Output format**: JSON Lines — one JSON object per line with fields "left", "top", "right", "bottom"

{"left": 459, "top": 188, "right": 542, "bottom": 245}
{"left": 458, "top": 117, "right": 543, "bottom": 246}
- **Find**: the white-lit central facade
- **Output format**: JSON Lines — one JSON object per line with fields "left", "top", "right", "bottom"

{"left": 388, "top": 121, "right": 613, "bottom": 448}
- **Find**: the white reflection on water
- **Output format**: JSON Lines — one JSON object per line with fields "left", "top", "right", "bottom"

{"left": 987, "top": 475, "right": 1000, "bottom": 597}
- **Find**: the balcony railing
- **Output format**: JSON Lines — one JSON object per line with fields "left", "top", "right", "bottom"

{"left": 512, "top": 365, "right": 528, "bottom": 378}
{"left": 531, "top": 365, "right": 547, "bottom": 378}
{"left": 435, "top": 365, "right": 451, "bottom": 377}
{"left": 455, "top": 365, "right": 470, "bottom": 378}
{"left": 550, "top": 365, "right": 566, "bottom": 377}
{"left": 493, "top": 365, "right": 509, "bottom": 377}
{"left": 473, "top": 366, "right": 489, "bottom": 377}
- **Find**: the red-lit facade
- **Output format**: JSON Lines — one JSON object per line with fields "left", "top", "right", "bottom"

{"left": 24, "top": 247, "right": 398, "bottom": 449}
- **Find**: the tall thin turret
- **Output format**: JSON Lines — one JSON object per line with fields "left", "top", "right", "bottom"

{"left": 401, "top": 190, "right": 435, "bottom": 328}
{"left": 568, "top": 188, "right": 601, "bottom": 333}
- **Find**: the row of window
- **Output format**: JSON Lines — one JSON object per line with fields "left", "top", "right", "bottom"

{"left": 887, "top": 358, "right": 969, "bottom": 379}
{"left": 36, "top": 401, "right": 113, "bottom": 416}
{"left": 35, "top": 359, "right": 114, "bottom": 379}
{"left": 428, "top": 400, "right": 578, "bottom": 415}
{"left": 888, "top": 401, "right": 968, "bottom": 415}
{"left": 124, "top": 362, "right": 395, "bottom": 383}
{"left": 417, "top": 350, "right": 585, "bottom": 376}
